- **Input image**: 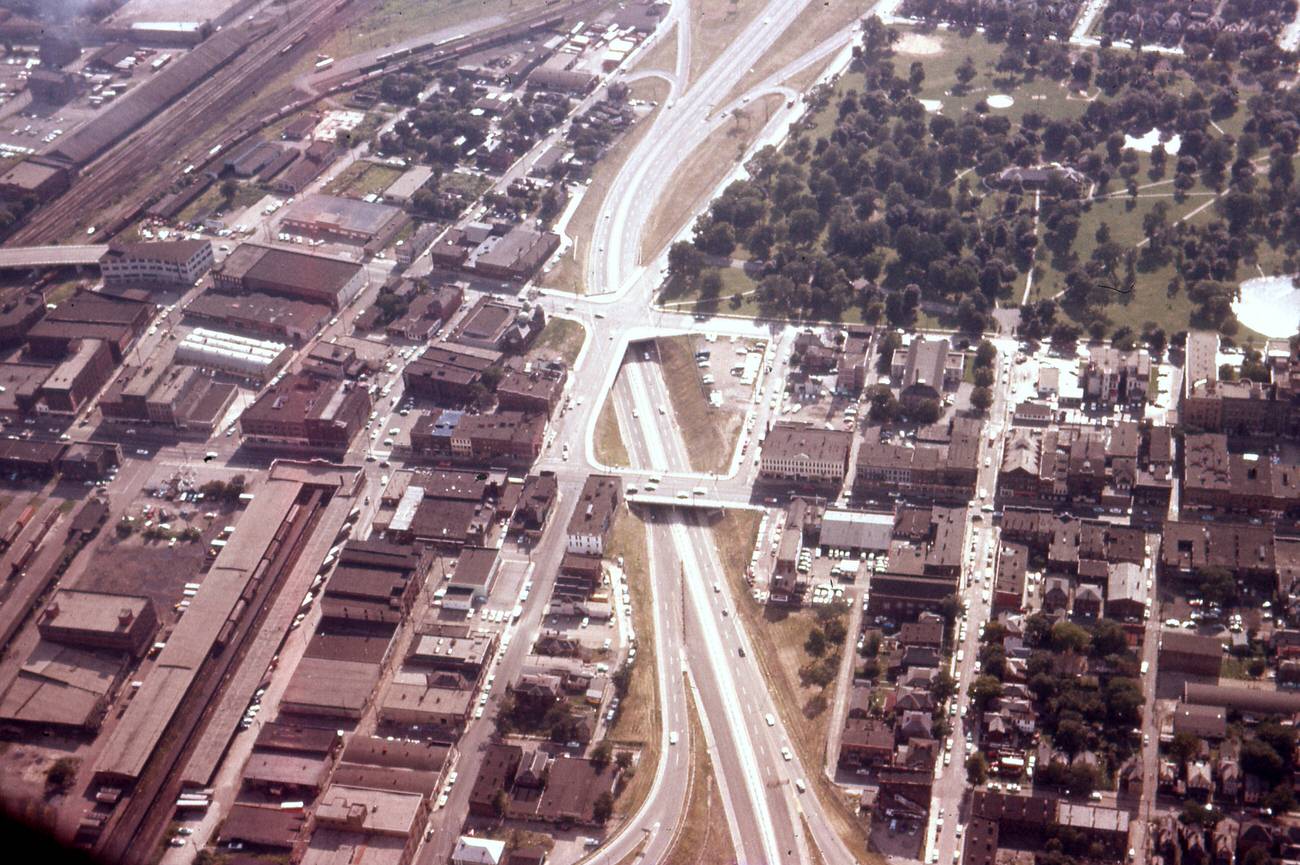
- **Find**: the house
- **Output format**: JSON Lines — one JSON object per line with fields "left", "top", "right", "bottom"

{"left": 452, "top": 837, "right": 505, "bottom": 865}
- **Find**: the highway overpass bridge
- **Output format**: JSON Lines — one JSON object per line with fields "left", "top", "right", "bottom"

{"left": 0, "top": 245, "right": 107, "bottom": 271}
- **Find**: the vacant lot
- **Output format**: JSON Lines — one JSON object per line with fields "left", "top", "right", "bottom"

{"left": 657, "top": 336, "right": 743, "bottom": 474}
{"left": 607, "top": 509, "right": 660, "bottom": 819}
{"left": 319, "top": 0, "right": 556, "bottom": 59}
{"left": 527, "top": 317, "right": 586, "bottom": 367}
{"left": 324, "top": 161, "right": 404, "bottom": 199}
{"left": 77, "top": 538, "right": 207, "bottom": 616}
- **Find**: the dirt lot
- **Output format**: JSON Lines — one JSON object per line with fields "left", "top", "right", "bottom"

{"left": 76, "top": 539, "right": 209, "bottom": 618}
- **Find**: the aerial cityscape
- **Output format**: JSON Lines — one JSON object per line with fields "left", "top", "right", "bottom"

{"left": 0, "top": 1, "right": 1297, "bottom": 864}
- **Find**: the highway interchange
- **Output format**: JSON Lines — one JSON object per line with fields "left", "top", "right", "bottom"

{"left": 36, "top": 0, "right": 961, "bottom": 862}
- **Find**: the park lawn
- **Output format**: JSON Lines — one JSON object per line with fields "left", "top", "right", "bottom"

{"left": 607, "top": 509, "right": 660, "bottom": 820}
{"left": 324, "top": 161, "right": 404, "bottom": 198}
{"left": 657, "top": 335, "right": 743, "bottom": 473}
{"left": 662, "top": 676, "right": 738, "bottom": 865}
{"left": 528, "top": 317, "right": 587, "bottom": 367}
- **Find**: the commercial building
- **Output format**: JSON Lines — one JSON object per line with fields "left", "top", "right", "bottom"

{"left": 175, "top": 327, "right": 290, "bottom": 381}
{"left": 320, "top": 539, "right": 430, "bottom": 630}
{"left": 566, "top": 475, "right": 621, "bottom": 556}
{"left": 470, "top": 226, "right": 560, "bottom": 281}
{"left": 409, "top": 409, "right": 546, "bottom": 466}
{"left": 39, "top": 338, "right": 113, "bottom": 413}
{"left": 25, "top": 291, "right": 150, "bottom": 362}
{"left": 281, "top": 194, "right": 404, "bottom": 246}
{"left": 448, "top": 295, "right": 545, "bottom": 352}
{"left": 759, "top": 423, "right": 853, "bottom": 488}
{"left": 99, "top": 359, "right": 237, "bottom": 433}
{"left": 854, "top": 417, "right": 980, "bottom": 503}
{"left": 239, "top": 371, "right": 371, "bottom": 454}
{"left": 403, "top": 343, "right": 502, "bottom": 403}
{"left": 891, "top": 336, "right": 963, "bottom": 400}
{"left": 0, "top": 642, "right": 125, "bottom": 732}
{"left": 38, "top": 589, "right": 159, "bottom": 657}
{"left": 99, "top": 239, "right": 214, "bottom": 287}
{"left": 1158, "top": 630, "right": 1224, "bottom": 677}
{"left": 0, "top": 158, "right": 70, "bottom": 203}
{"left": 0, "top": 361, "right": 51, "bottom": 418}
{"left": 497, "top": 359, "right": 567, "bottom": 415}
{"left": 1181, "top": 433, "right": 1300, "bottom": 517}
{"left": 383, "top": 165, "right": 435, "bottom": 203}
{"left": 1082, "top": 346, "right": 1151, "bottom": 405}
{"left": 213, "top": 243, "right": 367, "bottom": 310}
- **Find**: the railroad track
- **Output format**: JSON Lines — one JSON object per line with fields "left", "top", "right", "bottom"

{"left": 9, "top": 0, "right": 610, "bottom": 246}
{"left": 10, "top": 0, "right": 376, "bottom": 245}
{"left": 94, "top": 489, "right": 327, "bottom": 865}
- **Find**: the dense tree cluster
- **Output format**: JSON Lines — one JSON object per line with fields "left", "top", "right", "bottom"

{"left": 377, "top": 70, "right": 570, "bottom": 170}
{"left": 1103, "top": 0, "right": 1298, "bottom": 65}
{"left": 900, "top": 0, "right": 1084, "bottom": 42}
{"left": 674, "top": 13, "right": 1300, "bottom": 339}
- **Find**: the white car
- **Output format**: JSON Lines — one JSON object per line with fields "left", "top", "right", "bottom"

{"left": 669, "top": 731, "right": 679, "bottom": 745}
{"left": 781, "top": 747, "right": 792, "bottom": 761}
{"left": 765, "top": 713, "right": 775, "bottom": 727}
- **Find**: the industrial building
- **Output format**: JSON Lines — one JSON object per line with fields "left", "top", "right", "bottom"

{"left": 280, "top": 194, "right": 404, "bottom": 246}
{"left": 185, "top": 289, "right": 331, "bottom": 344}
{"left": 40, "top": 338, "right": 114, "bottom": 414}
{"left": 100, "top": 356, "right": 238, "bottom": 433}
{"left": 38, "top": 589, "right": 160, "bottom": 657}
{"left": 212, "top": 243, "right": 367, "bottom": 310}
{"left": 175, "top": 327, "right": 290, "bottom": 381}
{"left": 99, "top": 239, "right": 214, "bottom": 287}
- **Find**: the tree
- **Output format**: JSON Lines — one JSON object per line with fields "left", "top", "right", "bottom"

{"left": 955, "top": 56, "right": 977, "bottom": 89}
{"left": 1168, "top": 731, "right": 1200, "bottom": 764}
{"left": 931, "top": 670, "right": 957, "bottom": 704}
{"left": 220, "top": 178, "right": 239, "bottom": 202}
{"left": 493, "top": 789, "right": 509, "bottom": 818}
{"left": 615, "top": 751, "right": 634, "bottom": 772}
{"left": 593, "top": 791, "right": 616, "bottom": 823}
{"left": 969, "top": 675, "right": 1002, "bottom": 711}
{"left": 974, "top": 340, "right": 998, "bottom": 368}
{"left": 668, "top": 241, "right": 704, "bottom": 282}
{"left": 591, "top": 740, "right": 613, "bottom": 770}
{"left": 966, "top": 752, "right": 988, "bottom": 785}
{"left": 805, "top": 628, "right": 827, "bottom": 657}
{"left": 1195, "top": 565, "right": 1238, "bottom": 607}
{"left": 45, "top": 757, "right": 78, "bottom": 794}
{"left": 970, "top": 387, "right": 993, "bottom": 413}
{"left": 973, "top": 367, "right": 995, "bottom": 388}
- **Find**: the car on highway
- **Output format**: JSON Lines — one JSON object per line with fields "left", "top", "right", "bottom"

{"left": 765, "top": 713, "right": 775, "bottom": 726}
{"left": 669, "top": 731, "right": 679, "bottom": 745}
{"left": 781, "top": 747, "right": 792, "bottom": 761}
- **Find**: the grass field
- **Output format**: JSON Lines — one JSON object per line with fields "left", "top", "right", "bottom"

{"left": 714, "top": 512, "right": 876, "bottom": 863}
{"left": 323, "top": 161, "right": 404, "bottom": 198}
{"left": 527, "top": 317, "right": 587, "bottom": 367}
{"left": 177, "top": 181, "right": 265, "bottom": 225}
{"left": 607, "top": 509, "right": 661, "bottom": 819}
{"left": 595, "top": 388, "right": 630, "bottom": 468}
{"left": 663, "top": 677, "right": 738, "bottom": 865}
{"left": 687, "top": 0, "right": 768, "bottom": 85}
{"left": 657, "top": 336, "right": 742, "bottom": 473}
